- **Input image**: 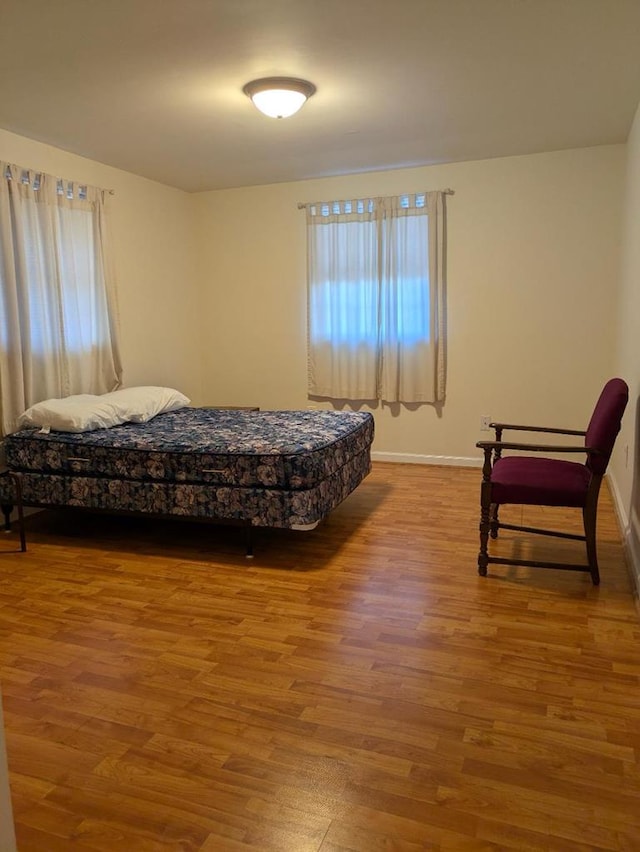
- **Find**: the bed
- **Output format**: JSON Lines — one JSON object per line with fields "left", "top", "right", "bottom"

{"left": 1, "top": 407, "right": 374, "bottom": 554}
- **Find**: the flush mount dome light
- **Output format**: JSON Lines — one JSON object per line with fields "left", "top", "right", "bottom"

{"left": 243, "top": 77, "right": 316, "bottom": 118}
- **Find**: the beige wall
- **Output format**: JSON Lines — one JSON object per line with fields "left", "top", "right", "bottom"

{"left": 0, "top": 128, "right": 202, "bottom": 403}
{"left": 611, "top": 101, "right": 640, "bottom": 588}
{"left": 194, "top": 145, "right": 625, "bottom": 461}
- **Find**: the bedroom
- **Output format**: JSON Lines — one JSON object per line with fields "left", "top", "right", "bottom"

{"left": 1, "top": 1, "right": 640, "bottom": 849}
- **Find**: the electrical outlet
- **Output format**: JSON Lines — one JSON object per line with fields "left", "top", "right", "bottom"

{"left": 480, "top": 415, "right": 492, "bottom": 432}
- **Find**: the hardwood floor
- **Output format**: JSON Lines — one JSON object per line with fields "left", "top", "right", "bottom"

{"left": 1, "top": 462, "right": 639, "bottom": 851}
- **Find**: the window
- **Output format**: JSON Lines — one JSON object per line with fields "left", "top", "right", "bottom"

{"left": 305, "top": 191, "right": 447, "bottom": 404}
{"left": 0, "top": 163, "right": 122, "bottom": 434}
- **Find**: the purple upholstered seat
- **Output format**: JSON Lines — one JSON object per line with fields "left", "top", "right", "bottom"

{"left": 491, "top": 456, "right": 591, "bottom": 507}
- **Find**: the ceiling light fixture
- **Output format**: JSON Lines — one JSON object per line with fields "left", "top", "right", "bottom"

{"left": 243, "top": 77, "right": 316, "bottom": 119}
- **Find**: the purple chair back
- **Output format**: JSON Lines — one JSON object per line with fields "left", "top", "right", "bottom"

{"left": 585, "top": 378, "right": 629, "bottom": 475}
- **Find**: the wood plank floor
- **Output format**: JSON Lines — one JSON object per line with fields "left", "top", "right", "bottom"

{"left": 1, "top": 462, "right": 639, "bottom": 851}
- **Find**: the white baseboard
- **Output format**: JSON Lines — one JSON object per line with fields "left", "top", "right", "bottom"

{"left": 607, "top": 472, "right": 640, "bottom": 602}
{"left": 371, "top": 451, "right": 482, "bottom": 467}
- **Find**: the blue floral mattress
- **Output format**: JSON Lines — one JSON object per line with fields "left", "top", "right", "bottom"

{"left": 5, "top": 408, "right": 374, "bottom": 489}
{"left": 2, "top": 409, "right": 374, "bottom": 529}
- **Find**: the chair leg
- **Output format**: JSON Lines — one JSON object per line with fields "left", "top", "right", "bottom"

{"left": 582, "top": 478, "right": 602, "bottom": 586}
{"left": 583, "top": 503, "right": 599, "bottom": 586}
{"left": 478, "top": 490, "right": 492, "bottom": 577}
{"left": 478, "top": 452, "right": 493, "bottom": 576}
{"left": 490, "top": 503, "right": 499, "bottom": 538}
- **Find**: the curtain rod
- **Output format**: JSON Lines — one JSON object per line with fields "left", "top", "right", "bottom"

{"left": 297, "top": 188, "right": 455, "bottom": 209}
{"left": 3, "top": 161, "right": 115, "bottom": 196}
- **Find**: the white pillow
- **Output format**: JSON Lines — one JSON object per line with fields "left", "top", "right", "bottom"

{"left": 18, "top": 386, "right": 190, "bottom": 433}
{"left": 18, "top": 394, "right": 124, "bottom": 433}
{"left": 103, "top": 386, "right": 190, "bottom": 423}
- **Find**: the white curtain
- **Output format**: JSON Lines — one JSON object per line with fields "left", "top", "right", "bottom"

{"left": 0, "top": 163, "right": 122, "bottom": 435}
{"left": 306, "top": 191, "right": 446, "bottom": 404}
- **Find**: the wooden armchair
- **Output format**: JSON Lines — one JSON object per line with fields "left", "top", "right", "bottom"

{"left": 476, "top": 378, "right": 628, "bottom": 585}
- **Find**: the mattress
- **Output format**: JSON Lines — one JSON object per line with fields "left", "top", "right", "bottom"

{"left": 5, "top": 408, "right": 374, "bottom": 489}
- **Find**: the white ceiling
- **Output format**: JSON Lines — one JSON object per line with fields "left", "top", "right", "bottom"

{"left": 1, "top": 0, "right": 640, "bottom": 193}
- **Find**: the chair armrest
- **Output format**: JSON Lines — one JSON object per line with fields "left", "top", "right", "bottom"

{"left": 476, "top": 440, "right": 597, "bottom": 454}
{"left": 490, "top": 422, "right": 586, "bottom": 436}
